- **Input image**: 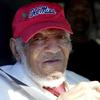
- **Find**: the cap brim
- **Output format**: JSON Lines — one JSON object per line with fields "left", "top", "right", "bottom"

{"left": 21, "top": 21, "right": 73, "bottom": 43}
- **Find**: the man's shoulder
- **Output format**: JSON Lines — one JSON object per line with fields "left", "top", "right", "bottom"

{"left": 0, "top": 64, "right": 13, "bottom": 85}
{"left": 0, "top": 64, "right": 14, "bottom": 71}
{"left": 0, "top": 67, "right": 13, "bottom": 100}
{"left": 0, "top": 64, "right": 16, "bottom": 88}
{"left": 66, "top": 70, "right": 89, "bottom": 85}
{"left": 0, "top": 62, "right": 21, "bottom": 73}
{"left": 0, "top": 63, "right": 27, "bottom": 100}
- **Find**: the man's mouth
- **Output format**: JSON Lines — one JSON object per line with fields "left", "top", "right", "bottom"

{"left": 43, "top": 59, "right": 61, "bottom": 64}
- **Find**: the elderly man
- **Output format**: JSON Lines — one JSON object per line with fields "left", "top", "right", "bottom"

{"left": 0, "top": 2, "right": 100, "bottom": 100}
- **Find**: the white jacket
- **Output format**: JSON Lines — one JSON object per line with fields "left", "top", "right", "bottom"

{"left": 0, "top": 62, "right": 89, "bottom": 100}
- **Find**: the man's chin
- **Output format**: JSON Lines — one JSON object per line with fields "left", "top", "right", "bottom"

{"left": 46, "top": 71, "right": 64, "bottom": 80}
{"left": 41, "top": 76, "right": 66, "bottom": 88}
{"left": 36, "top": 72, "right": 66, "bottom": 88}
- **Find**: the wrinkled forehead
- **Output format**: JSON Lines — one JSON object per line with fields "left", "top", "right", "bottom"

{"left": 21, "top": 28, "right": 70, "bottom": 46}
{"left": 38, "top": 28, "right": 68, "bottom": 36}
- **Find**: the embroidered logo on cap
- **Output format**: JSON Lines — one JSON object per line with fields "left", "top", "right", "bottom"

{"left": 28, "top": 6, "right": 56, "bottom": 18}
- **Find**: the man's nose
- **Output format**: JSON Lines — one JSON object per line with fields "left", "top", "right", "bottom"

{"left": 45, "top": 39, "right": 61, "bottom": 53}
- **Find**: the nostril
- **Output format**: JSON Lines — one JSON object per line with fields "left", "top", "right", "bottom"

{"left": 45, "top": 45, "right": 60, "bottom": 53}
{"left": 45, "top": 47, "right": 61, "bottom": 54}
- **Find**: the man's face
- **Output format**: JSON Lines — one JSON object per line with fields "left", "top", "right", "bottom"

{"left": 67, "top": 2, "right": 91, "bottom": 34}
{"left": 23, "top": 29, "right": 71, "bottom": 81}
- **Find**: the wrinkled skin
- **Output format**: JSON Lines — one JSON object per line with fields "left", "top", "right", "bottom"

{"left": 12, "top": 29, "right": 71, "bottom": 80}
{"left": 20, "top": 29, "right": 71, "bottom": 80}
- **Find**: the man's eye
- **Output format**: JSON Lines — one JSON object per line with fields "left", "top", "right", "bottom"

{"left": 62, "top": 35, "right": 67, "bottom": 39}
{"left": 57, "top": 35, "right": 67, "bottom": 39}
{"left": 33, "top": 37, "right": 44, "bottom": 41}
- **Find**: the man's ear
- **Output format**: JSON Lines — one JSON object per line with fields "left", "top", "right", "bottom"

{"left": 10, "top": 38, "right": 20, "bottom": 61}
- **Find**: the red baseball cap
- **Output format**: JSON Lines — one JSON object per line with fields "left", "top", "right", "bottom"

{"left": 12, "top": 2, "right": 73, "bottom": 43}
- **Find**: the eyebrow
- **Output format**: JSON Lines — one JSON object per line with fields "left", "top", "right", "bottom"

{"left": 29, "top": 29, "right": 70, "bottom": 41}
